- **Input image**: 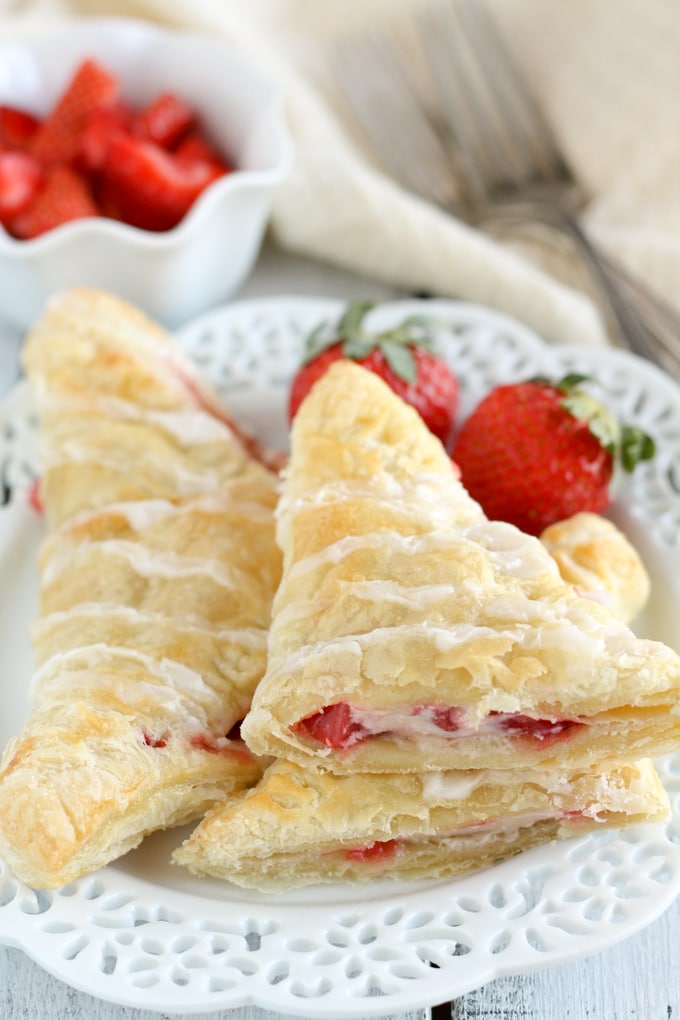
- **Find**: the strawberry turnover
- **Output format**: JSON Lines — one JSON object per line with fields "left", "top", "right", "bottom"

{"left": 241, "top": 361, "right": 680, "bottom": 776}
{"left": 0, "top": 289, "right": 280, "bottom": 890}
{"left": 177, "top": 362, "right": 672, "bottom": 893}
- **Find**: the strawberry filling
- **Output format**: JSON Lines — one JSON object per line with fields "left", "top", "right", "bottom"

{"left": 143, "top": 732, "right": 168, "bottom": 748}
{"left": 28, "top": 477, "right": 43, "bottom": 514}
{"left": 171, "top": 364, "right": 285, "bottom": 471}
{"left": 413, "top": 704, "right": 463, "bottom": 732}
{"left": 489, "top": 712, "right": 583, "bottom": 746}
{"left": 344, "top": 838, "right": 399, "bottom": 863}
{"left": 294, "top": 701, "right": 583, "bottom": 750}
{"left": 188, "top": 733, "right": 254, "bottom": 764}
{"left": 142, "top": 728, "right": 252, "bottom": 762}
{"left": 340, "top": 808, "right": 588, "bottom": 866}
{"left": 294, "top": 701, "right": 367, "bottom": 748}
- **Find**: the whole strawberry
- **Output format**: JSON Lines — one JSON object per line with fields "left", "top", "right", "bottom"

{"left": 289, "top": 302, "right": 459, "bottom": 446}
{"left": 451, "top": 374, "right": 654, "bottom": 535}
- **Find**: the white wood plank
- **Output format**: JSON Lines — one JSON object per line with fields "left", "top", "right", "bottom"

{"left": 0, "top": 943, "right": 430, "bottom": 1020}
{"left": 449, "top": 901, "right": 680, "bottom": 1018}
{"left": 3, "top": 901, "right": 679, "bottom": 1020}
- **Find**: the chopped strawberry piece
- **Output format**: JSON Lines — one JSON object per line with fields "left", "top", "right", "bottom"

{"left": 492, "top": 712, "right": 583, "bottom": 747}
{"left": 6, "top": 58, "right": 231, "bottom": 239}
{"left": 143, "top": 732, "right": 168, "bottom": 748}
{"left": 345, "top": 839, "right": 399, "bottom": 863}
{"left": 30, "top": 58, "right": 119, "bottom": 167}
{"left": 132, "top": 91, "right": 195, "bottom": 149}
{"left": 0, "top": 151, "right": 43, "bottom": 226}
{"left": 173, "top": 365, "right": 280, "bottom": 468}
{"left": 295, "top": 702, "right": 367, "bottom": 749}
{"left": 28, "top": 477, "right": 43, "bottom": 514}
{"left": 413, "top": 704, "right": 463, "bottom": 732}
{"left": 189, "top": 733, "right": 253, "bottom": 763}
{"left": 10, "top": 164, "right": 97, "bottom": 239}
{"left": 76, "top": 104, "right": 130, "bottom": 174}
{"left": 175, "top": 131, "right": 232, "bottom": 172}
{"left": 190, "top": 733, "right": 222, "bottom": 755}
{"left": 431, "top": 706, "right": 463, "bottom": 731}
{"left": 0, "top": 106, "right": 41, "bottom": 150}
{"left": 100, "top": 133, "right": 225, "bottom": 231}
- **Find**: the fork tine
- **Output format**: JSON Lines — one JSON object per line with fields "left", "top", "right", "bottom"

{"left": 335, "top": 32, "right": 461, "bottom": 210}
{"left": 332, "top": 1, "right": 680, "bottom": 378}
{"left": 457, "top": 0, "right": 570, "bottom": 184}
{"left": 420, "top": 0, "right": 553, "bottom": 203}
{"left": 417, "top": 4, "right": 499, "bottom": 204}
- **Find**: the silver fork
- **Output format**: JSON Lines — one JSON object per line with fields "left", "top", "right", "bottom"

{"left": 335, "top": 0, "right": 680, "bottom": 378}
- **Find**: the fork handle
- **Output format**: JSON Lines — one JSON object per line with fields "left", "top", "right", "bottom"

{"left": 485, "top": 198, "right": 680, "bottom": 377}
{"left": 591, "top": 248, "right": 680, "bottom": 375}
{"left": 534, "top": 205, "right": 680, "bottom": 377}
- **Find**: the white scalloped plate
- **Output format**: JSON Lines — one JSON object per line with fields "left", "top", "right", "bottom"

{"left": 1, "top": 296, "right": 680, "bottom": 1018}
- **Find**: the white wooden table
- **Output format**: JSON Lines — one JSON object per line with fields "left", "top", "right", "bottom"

{"left": 0, "top": 242, "right": 678, "bottom": 1019}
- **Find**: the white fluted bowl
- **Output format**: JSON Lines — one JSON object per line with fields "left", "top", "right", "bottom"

{"left": 0, "top": 17, "right": 292, "bottom": 329}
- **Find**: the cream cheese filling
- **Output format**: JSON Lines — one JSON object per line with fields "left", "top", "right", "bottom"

{"left": 343, "top": 703, "right": 582, "bottom": 744}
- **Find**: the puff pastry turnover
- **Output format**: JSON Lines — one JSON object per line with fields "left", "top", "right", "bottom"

{"left": 241, "top": 360, "right": 680, "bottom": 774}
{"left": 540, "top": 512, "right": 650, "bottom": 624}
{"left": 0, "top": 289, "right": 281, "bottom": 889}
{"left": 174, "top": 756, "right": 669, "bottom": 891}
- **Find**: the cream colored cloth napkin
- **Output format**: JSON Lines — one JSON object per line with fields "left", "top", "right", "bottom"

{"left": 2, "top": 0, "right": 679, "bottom": 349}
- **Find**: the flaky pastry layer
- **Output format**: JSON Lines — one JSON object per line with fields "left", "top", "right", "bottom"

{"left": 174, "top": 756, "right": 669, "bottom": 891}
{"left": 540, "top": 512, "right": 650, "bottom": 624}
{"left": 241, "top": 362, "right": 680, "bottom": 773}
{"left": 0, "top": 289, "right": 280, "bottom": 889}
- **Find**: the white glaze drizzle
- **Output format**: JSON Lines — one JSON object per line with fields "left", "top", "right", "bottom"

{"left": 31, "top": 603, "right": 267, "bottom": 648}
{"left": 31, "top": 643, "right": 227, "bottom": 722}
{"left": 41, "top": 540, "right": 258, "bottom": 589}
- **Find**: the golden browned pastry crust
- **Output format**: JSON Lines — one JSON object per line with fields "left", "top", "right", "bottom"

{"left": 0, "top": 289, "right": 280, "bottom": 889}
{"left": 241, "top": 361, "right": 680, "bottom": 773}
{"left": 174, "top": 756, "right": 669, "bottom": 891}
{"left": 540, "top": 512, "right": 650, "bottom": 624}
{"left": 22, "top": 288, "right": 279, "bottom": 528}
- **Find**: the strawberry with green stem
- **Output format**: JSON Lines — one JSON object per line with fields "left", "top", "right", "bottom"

{"left": 289, "top": 301, "right": 460, "bottom": 447}
{"left": 451, "top": 373, "right": 655, "bottom": 536}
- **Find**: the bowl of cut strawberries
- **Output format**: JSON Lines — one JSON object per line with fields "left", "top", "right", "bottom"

{"left": 0, "top": 17, "right": 291, "bottom": 328}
